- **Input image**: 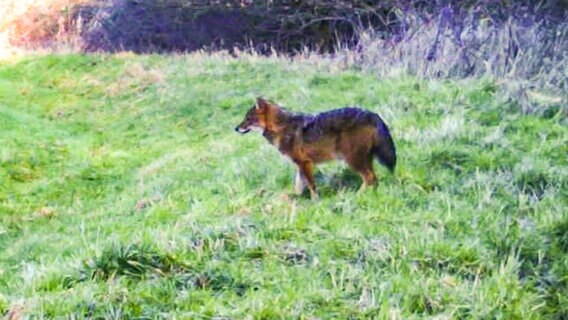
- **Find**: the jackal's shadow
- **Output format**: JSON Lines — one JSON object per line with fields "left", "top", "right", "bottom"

{"left": 316, "top": 168, "right": 362, "bottom": 196}
{"left": 290, "top": 168, "right": 364, "bottom": 199}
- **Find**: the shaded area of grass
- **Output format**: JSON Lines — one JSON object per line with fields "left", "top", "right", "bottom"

{"left": 0, "top": 54, "right": 566, "bottom": 318}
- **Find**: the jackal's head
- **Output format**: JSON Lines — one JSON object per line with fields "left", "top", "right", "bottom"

{"left": 235, "top": 97, "right": 275, "bottom": 134}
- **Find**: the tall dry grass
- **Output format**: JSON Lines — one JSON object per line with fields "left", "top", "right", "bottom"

{"left": 0, "top": 0, "right": 91, "bottom": 52}
{"left": 332, "top": 7, "right": 567, "bottom": 116}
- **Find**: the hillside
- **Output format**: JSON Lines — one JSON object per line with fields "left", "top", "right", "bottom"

{"left": 0, "top": 54, "right": 567, "bottom": 318}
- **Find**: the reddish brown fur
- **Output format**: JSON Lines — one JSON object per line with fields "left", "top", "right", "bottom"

{"left": 236, "top": 97, "right": 396, "bottom": 199}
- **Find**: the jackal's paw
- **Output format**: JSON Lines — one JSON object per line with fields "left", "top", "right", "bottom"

{"left": 294, "top": 178, "right": 306, "bottom": 195}
{"left": 310, "top": 191, "right": 319, "bottom": 200}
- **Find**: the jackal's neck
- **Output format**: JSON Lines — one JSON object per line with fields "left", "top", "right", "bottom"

{"left": 264, "top": 106, "right": 297, "bottom": 132}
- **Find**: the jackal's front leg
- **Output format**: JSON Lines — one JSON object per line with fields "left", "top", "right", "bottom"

{"left": 296, "top": 161, "right": 318, "bottom": 199}
{"left": 294, "top": 170, "right": 306, "bottom": 195}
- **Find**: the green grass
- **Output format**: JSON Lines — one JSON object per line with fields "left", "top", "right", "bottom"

{"left": 0, "top": 53, "right": 567, "bottom": 319}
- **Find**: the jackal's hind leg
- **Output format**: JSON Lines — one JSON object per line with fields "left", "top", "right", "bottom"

{"left": 357, "top": 169, "right": 377, "bottom": 194}
{"left": 343, "top": 150, "right": 376, "bottom": 193}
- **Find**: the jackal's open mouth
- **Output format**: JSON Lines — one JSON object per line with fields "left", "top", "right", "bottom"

{"left": 235, "top": 127, "right": 251, "bottom": 134}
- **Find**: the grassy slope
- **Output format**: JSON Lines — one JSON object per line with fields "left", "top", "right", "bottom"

{"left": 0, "top": 54, "right": 566, "bottom": 319}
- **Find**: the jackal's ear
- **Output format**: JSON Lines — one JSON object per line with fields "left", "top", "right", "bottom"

{"left": 256, "top": 97, "right": 269, "bottom": 110}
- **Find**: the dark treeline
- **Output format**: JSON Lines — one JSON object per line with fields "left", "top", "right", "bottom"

{"left": 61, "top": 0, "right": 567, "bottom": 53}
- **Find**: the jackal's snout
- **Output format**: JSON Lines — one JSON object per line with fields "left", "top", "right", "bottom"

{"left": 235, "top": 125, "right": 251, "bottom": 134}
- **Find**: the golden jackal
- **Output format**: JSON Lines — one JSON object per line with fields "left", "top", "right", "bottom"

{"left": 236, "top": 97, "right": 396, "bottom": 199}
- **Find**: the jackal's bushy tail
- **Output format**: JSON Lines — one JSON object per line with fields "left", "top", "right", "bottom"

{"left": 373, "top": 116, "right": 397, "bottom": 173}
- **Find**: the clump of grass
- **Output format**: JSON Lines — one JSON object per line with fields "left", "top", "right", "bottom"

{"left": 0, "top": 295, "right": 7, "bottom": 315}
{"left": 515, "top": 169, "right": 552, "bottom": 200}
{"left": 550, "top": 216, "right": 568, "bottom": 253}
{"left": 280, "top": 244, "right": 312, "bottom": 265}
{"left": 173, "top": 267, "right": 252, "bottom": 296}
{"left": 83, "top": 243, "right": 185, "bottom": 280}
{"left": 529, "top": 216, "right": 568, "bottom": 318}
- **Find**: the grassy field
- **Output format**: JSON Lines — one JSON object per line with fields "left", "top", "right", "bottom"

{"left": 0, "top": 53, "right": 566, "bottom": 319}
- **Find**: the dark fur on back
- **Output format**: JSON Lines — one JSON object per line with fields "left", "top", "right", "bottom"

{"left": 301, "top": 107, "right": 381, "bottom": 141}
{"left": 301, "top": 107, "right": 396, "bottom": 172}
